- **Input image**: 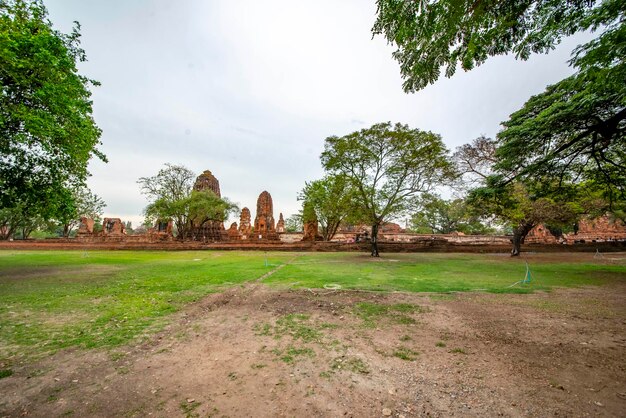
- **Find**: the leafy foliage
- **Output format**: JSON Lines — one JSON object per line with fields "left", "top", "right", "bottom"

{"left": 409, "top": 193, "right": 493, "bottom": 234}
{"left": 469, "top": 179, "right": 581, "bottom": 255}
{"left": 496, "top": 39, "right": 626, "bottom": 197}
{"left": 372, "top": 0, "right": 617, "bottom": 92}
{"left": 284, "top": 214, "right": 302, "bottom": 232}
{"left": 321, "top": 122, "right": 453, "bottom": 255}
{"left": 139, "top": 164, "right": 238, "bottom": 240}
{"left": 58, "top": 186, "right": 105, "bottom": 237}
{"left": 0, "top": 0, "right": 105, "bottom": 221}
{"left": 299, "top": 175, "right": 361, "bottom": 241}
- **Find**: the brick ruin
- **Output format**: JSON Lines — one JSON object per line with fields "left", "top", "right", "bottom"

{"left": 525, "top": 224, "right": 558, "bottom": 244}
{"left": 227, "top": 222, "right": 240, "bottom": 240}
{"left": 276, "top": 213, "right": 285, "bottom": 233}
{"left": 253, "top": 191, "right": 279, "bottom": 240}
{"left": 102, "top": 218, "right": 126, "bottom": 236}
{"left": 238, "top": 207, "right": 252, "bottom": 238}
{"left": 77, "top": 217, "right": 95, "bottom": 236}
{"left": 302, "top": 201, "right": 320, "bottom": 241}
{"left": 71, "top": 166, "right": 626, "bottom": 246}
{"left": 525, "top": 215, "right": 626, "bottom": 244}
{"left": 190, "top": 170, "right": 228, "bottom": 242}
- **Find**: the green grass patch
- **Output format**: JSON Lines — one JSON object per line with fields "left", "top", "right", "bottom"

{"left": 254, "top": 313, "right": 329, "bottom": 344}
{"left": 180, "top": 400, "right": 201, "bottom": 418}
{"left": 0, "top": 368, "right": 13, "bottom": 379}
{"left": 353, "top": 302, "right": 423, "bottom": 327}
{"left": 263, "top": 252, "right": 626, "bottom": 293}
{"left": 330, "top": 356, "right": 370, "bottom": 374}
{"left": 272, "top": 345, "right": 315, "bottom": 363}
{"left": 0, "top": 250, "right": 290, "bottom": 360}
{"left": 393, "top": 346, "right": 419, "bottom": 361}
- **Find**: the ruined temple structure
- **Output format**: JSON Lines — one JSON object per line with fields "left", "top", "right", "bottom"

{"left": 77, "top": 217, "right": 95, "bottom": 236}
{"left": 147, "top": 219, "right": 173, "bottom": 241}
{"left": 571, "top": 215, "right": 626, "bottom": 242}
{"left": 276, "top": 213, "right": 286, "bottom": 233}
{"left": 102, "top": 218, "right": 126, "bottom": 236}
{"left": 238, "top": 207, "right": 252, "bottom": 238}
{"left": 380, "top": 222, "right": 405, "bottom": 234}
{"left": 525, "top": 224, "right": 559, "bottom": 244}
{"left": 193, "top": 169, "right": 221, "bottom": 195}
{"left": 302, "top": 202, "right": 320, "bottom": 241}
{"left": 227, "top": 222, "right": 240, "bottom": 240}
{"left": 302, "top": 219, "right": 319, "bottom": 241}
{"left": 253, "top": 191, "right": 279, "bottom": 240}
{"left": 190, "top": 170, "right": 228, "bottom": 241}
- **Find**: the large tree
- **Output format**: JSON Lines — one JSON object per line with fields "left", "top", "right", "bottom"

{"left": 372, "top": 0, "right": 620, "bottom": 92}
{"left": 373, "top": 0, "right": 625, "bottom": 194}
{"left": 321, "top": 122, "right": 453, "bottom": 256}
{"left": 495, "top": 43, "right": 626, "bottom": 197}
{"left": 469, "top": 179, "right": 580, "bottom": 255}
{"left": 0, "top": 0, "right": 105, "bottom": 221}
{"left": 298, "top": 174, "right": 360, "bottom": 241}
{"left": 457, "top": 136, "right": 582, "bottom": 255}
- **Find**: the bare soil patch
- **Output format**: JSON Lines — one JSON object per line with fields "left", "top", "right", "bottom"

{"left": 1, "top": 283, "right": 624, "bottom": 417}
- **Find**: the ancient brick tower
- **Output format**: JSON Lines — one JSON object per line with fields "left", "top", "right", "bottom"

{"left": 239, "top": 207, "right": 252, "bottom": 237}
{"left": 253, "top": 191, "right": 278, "bottom": 240}
{"left": 193, "top": 170, "right": 221, "bottom": 196}
{"left": 276, "top": 213, "right": 285, "bottom": 233}
{"left": 191, "top": 170, "right": 228, "bottom": 241}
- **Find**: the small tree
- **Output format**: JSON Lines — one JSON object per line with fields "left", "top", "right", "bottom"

{"left": 299, "top": 174, "right": 360, "bottom": 241}
{"left": 410, "top": 193, "right": 492, "bottom": 235}
{"left": 321, "top": 122, "right": 453, "bottom": 256}
{"left": 457, "top": 137, "right": 582, "bottom": 255}
{"left": 58, "top": 186, "right": 105, "bottom": 237}
{"left": 284, "top": 214, "right": 302, "bottom": 232}
{"left": 138, "top": 164, "right": 196, "bottom": 238}
{"left": 144, "top": 189, "right": 237, "bottom": 240}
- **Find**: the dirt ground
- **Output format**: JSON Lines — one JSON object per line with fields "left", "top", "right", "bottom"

{"left": 1, "top": 281, "right": 625, "bottom": 417}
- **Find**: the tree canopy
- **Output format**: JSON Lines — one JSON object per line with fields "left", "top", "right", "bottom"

{"left": 0, "top": 0, "right": 105, "bottom": 221}
{"left": 373, "top": 0, "right": 625, "bottom": 195}
{"left": 321, "top": 122, "right": 453, "bottom": 256}
{"left": 410, "top": 193, "right": 492, "bottom": 235}
{"left": 495, "top": 37, "right": 626, "bottom": 197}
{"left": 372, "top": 0, "right": 621, "bottom": 92}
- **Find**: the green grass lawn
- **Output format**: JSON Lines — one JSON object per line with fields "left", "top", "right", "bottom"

{"left": 0, "top": 250, "right": 624, "bottom": 363}
{"left": 265, "top": 252, "right": 626, "bottom": 293}
{"left": 0, "top": 250, "right": 290, "bottom": 361}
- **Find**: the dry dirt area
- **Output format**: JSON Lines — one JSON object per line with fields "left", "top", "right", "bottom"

{"left": 1, "top": 283, "right": 625, "bottom": 418}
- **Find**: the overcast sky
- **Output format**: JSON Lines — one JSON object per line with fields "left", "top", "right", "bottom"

{"left": 45, "top": 0, "right": 591, "bottom": 226}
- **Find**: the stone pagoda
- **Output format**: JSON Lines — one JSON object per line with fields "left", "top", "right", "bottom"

{"left": 190, "top": 170, "right": 228, "bottom": 241}
{"left": 276, "top": 213, "right": 286, "bottom": 233}
{"left": 253, "top": 191, "right": 278, "bottom": 240}
{"left": 238, "top": 207, "right": 252, "bottom": 238}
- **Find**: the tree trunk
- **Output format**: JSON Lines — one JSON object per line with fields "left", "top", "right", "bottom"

{"left": 63, "top": 224, "right": 70, "bottom": 238}
{"left": 510, "top": 223, "right": 534, "bottom": 257}
{"left": 371, "top": 223, "right": 380, "bottom": 257}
